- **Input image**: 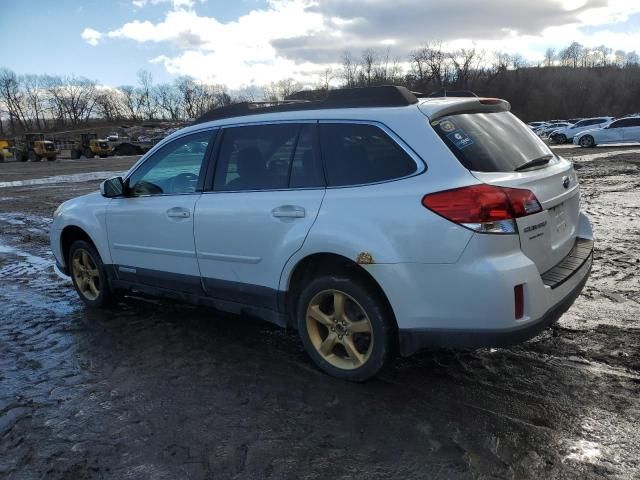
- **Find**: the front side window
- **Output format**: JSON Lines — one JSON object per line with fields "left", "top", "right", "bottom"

{"left": 214, "top": 123, "right": 323, "bottom": 191}
{"left": 128, "top": 130, "right": 213, "bottom": 195}
{"left": 319, "top": 123, "right": 418, "bottom": 187}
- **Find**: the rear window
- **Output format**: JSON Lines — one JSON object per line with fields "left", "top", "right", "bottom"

{"left": 431, "top": 111, "right": 553, "bottom": 172}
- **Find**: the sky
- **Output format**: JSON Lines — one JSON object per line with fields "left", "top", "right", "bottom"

{"left": 0, "top": 0, "right": 639, "bottom": 90}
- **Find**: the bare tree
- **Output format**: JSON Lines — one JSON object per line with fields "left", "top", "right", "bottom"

{"left": 94, "top": 88, "right": 125, "bottom": 122}
{"left": 625, "top": 51, "right": 640, "bottom": 66}
{"left": 0, "top": 68, "right": 28, "bottom": 131}
{"left": 137, "top": 69, "right": 157, "bottom": 120}
{"left": 22, "top": 74, "right": 47, "bottom": 130}
{"left": 561, "top": 42, "right": 583, "bottom": 68}
{"left": 341, "top": 51, "right": 359, "bottom": 88}
{"left": 155, "top": 83, "right": 181, "bottom": 120}
{"left": 544, "top": 48, "right": 556, "bottom": 66}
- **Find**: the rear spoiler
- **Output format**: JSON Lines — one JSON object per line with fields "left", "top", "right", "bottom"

{"left": 419, "top": 98, "right": 510, "bottom": 120}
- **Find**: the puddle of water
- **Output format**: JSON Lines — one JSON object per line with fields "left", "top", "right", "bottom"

{"left": 0, "top": 242, "right": 53, "bottom": 271}
{"left": 0, "top": 171, "right": 126, "bottom": 188}
{"left": 0, "top": 244, "right": 14, "bottom": 254}
{"left": 0, "top": 212, "right": 52, "bottom": 228}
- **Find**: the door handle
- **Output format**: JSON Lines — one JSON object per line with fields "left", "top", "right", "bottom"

{"left": 166, "top": 207, "right": 191, "bottom": 218}
{"left": 272, "top": 205, "right": 305, "bottom": 218}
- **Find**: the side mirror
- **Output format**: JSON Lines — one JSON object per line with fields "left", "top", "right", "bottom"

{"left": 100, "top": 176, "right": 125, "bottom": 198}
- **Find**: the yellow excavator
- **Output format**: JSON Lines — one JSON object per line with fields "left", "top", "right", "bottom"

{"left": 14, "top": 133, "right": 59, "bottom": 162}
{"left": 71, "top": 133, "right": 113, "bottom": 159}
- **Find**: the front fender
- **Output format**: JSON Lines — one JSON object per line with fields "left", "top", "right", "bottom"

{"left": 50, "top": 192, "right": 111, "bottom": 268}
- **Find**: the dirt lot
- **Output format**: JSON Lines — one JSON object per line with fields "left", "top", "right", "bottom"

{"left": 0, "top": 148, "right": 639, "bottom": 479}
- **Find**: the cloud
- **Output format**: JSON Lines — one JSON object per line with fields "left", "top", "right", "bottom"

{"left": 132, "top": 0, "right": 197, "bottom": 9}
{"left": 82, "top": 0, "right": 640, "bottom": 87}
{"left": 81, "top": 28, "right": 103, "bottom": 46}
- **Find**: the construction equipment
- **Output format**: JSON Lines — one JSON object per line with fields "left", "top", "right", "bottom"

{"left": 70, "top": 133, "right": 112, "bottom": 159}
{"left": 0, "top": 139, "right": 13, "bottom": 162}
{"left": 14, "top": 133, "right": 59, "bottom": 162}
{"left": 110, "top": 138, "right": 156, "bottom": 156}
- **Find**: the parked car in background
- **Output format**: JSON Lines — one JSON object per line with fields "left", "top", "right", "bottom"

{"left": 535, "top": 122, "right": 572, "bottom": 138}
{"left": 549, "top": 117, "right": 613, "bottom": 144}
{"left": 574, "top": 116, "right": 640, "bottom": 147}
{"left": 527, "top": 121, "right": 547, "bottom": 129}
{"left": 50, "top": 86, "right": 594, "bottom": 381}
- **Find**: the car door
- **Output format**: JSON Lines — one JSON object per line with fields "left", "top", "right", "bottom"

{"left": 106, "top": 129, "right": 216, "bottom": 292}
{"left": 599, "top": 119, "right": 627, "bottom": 143}
{"left": 194, "top": 122, "right": 325, "bottom": 311}
{"left": 622, "top": 118, "right": 640, "bottom": 142}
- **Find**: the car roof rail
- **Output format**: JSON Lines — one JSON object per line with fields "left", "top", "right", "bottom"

{"left": 423, "top": 89, "right": 479, "bottom": 98}
{"left": 193, "top": 85, "right": 419, "bottom": 124}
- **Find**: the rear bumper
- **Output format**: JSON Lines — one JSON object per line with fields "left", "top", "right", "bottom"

{"left": 364, "top": 212, "right": 594, "bottom": 356}
{"left": 398, "top": 252, "right": 592, "bottom": 355}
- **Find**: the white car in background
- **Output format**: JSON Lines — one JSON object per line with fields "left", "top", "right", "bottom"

{"left": 535, "top": 122, "right": 572, "bottom": 138}
{"left": 574, "top": 116, "right": 640, "bottom": 147}
{"left": 549, "top": 117, "right": 613, "bottom": 144}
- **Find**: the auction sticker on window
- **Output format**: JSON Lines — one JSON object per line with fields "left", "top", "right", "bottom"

{"left": 446, "top": 130, "right": 474, "bottom": 150}
{"left": 439, "top": 120, "right": 457, "bottom": 133}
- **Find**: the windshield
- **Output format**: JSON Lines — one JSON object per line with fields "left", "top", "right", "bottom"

{"left": 431, "top": 111, "right": 554, "bottom": 172}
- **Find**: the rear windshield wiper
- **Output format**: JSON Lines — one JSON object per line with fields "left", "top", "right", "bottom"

{"left": 514, "top": 155, "right": 553, "bottom": 172}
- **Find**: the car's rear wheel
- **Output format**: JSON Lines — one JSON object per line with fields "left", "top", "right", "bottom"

{"left": 297, "top": 275, "right": 392, "bottom": 381}
{"left": 579, "top": 135, "right": 595, "bottom": 148}
{"left": 69, "top": 240, "right": 112, "bottom": 308}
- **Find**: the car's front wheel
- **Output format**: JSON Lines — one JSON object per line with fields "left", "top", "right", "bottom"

{"left": 69, "top": 240, "right": 113, "bottom": 308}
{"left": 297, "top": 275, "right": 392, "bottom": 381}
{"left": 554, "top": 134, "right": 567, "bottom": 144}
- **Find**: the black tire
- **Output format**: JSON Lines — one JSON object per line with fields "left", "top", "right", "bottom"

{"left": 28, "top": 150, "right": 40, "bottom": 162}
{"left": 554, "top": 134, "right": 567, "bottom": 144}
{"left": 71, "top": 149, "right": 81, "bottom": 159}
{"left": 19, "top": 153, "right": 27, "bottom": 162}
{"left": 297, "top": 274, "right": 393, "bottom": 381}
{"left": 99, "top": 154, "right": 108, "bottom": 158}
{"left": 47, "top": 155, "right": 56, "bottom": 162}
{"left": 579, "top": 135, "right": 596, "bottom": 148}
{"left": 68, "top": 240, "right": 113, "bottom": 308}
{"left": 83, "top": 148, "right": 93, "bottom": 159}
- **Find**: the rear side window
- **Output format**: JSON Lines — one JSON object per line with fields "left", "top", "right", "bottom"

{"left": 431, "top": 111, "right": 553, "bottom": 172}
{"left": 213, "top": 123, "right": 322, "bottom": 191}
{"left": 319, "top": 123, "right": 417, "bottom": 187}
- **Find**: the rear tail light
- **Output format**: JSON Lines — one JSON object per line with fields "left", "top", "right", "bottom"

{"left": 421, "top": 184, "right": 542, "bottom": 234}
{"left": 514, "top": 284, "right": 524, "bottom": 319}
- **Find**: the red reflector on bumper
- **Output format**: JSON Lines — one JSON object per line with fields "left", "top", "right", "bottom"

{"left": 514, "top": 284, "right": 524, "bottom": 319}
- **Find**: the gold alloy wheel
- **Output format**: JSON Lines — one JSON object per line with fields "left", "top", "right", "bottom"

{"left": 71, "top": 248, "right": 100, "bottom": 301}
{"left": 305, "top": 289, "right": 374, "bottom": 370}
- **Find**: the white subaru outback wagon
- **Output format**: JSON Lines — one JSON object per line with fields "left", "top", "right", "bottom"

{"left": 50, "top": 86, "right": 593, "bottom": 381}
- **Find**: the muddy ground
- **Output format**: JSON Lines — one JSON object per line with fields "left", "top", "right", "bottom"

{"left": 0, "top": 147, "right": 639, "bottom": 479}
